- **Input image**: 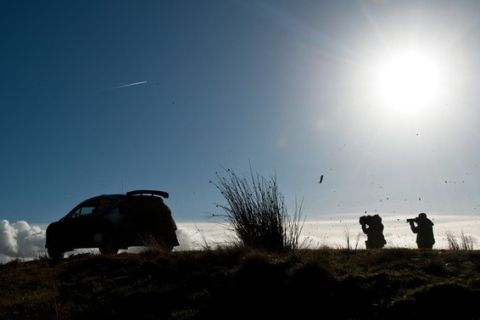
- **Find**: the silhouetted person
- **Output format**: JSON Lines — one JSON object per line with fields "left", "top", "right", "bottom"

{"left": 408, "top": 213, "right": 435, "bottom": 249}
{"left": 359, "top": 214, "right": 386, "bottom": 249}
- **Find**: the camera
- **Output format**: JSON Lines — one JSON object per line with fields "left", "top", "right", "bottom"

{"left": 406, "top": 218, "right": 418, "bottom": 223}
{"left": 359, "top": 215, "right": 373, "bottom": 225}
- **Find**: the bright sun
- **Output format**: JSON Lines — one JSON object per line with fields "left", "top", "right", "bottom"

{"left": 374, "top": 50, "right": 443, "bottom": 115}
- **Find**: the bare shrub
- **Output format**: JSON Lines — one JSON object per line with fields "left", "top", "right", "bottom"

{"left": 284, "top": 198, "right": 304, "bottom": 250}
{"left": 460, "top": 232, "right": 475, "bottom": 250}
{"left": 141, "top": 234, "right": 175, "bottom": 253}
{"left": 446, "top": 231, "right": 475, "bottom": 251}
{"left": 344, "top": 225, "right": 351, "bottom": 250}
{"left": 342, "top": 226, "right": 362, "bottom": 251}
{"left": 446, "top": 231, "right": 460, "bottom": 250}
{"left": 354, "top": 232, "right": 362, "bottom": 251}
{"left": 214, "top": 168, "right": 304, "bottom": 251}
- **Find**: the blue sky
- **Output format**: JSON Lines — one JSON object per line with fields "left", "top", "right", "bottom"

{"left": 1, "top": 0, "right": 480, "bottom": 223}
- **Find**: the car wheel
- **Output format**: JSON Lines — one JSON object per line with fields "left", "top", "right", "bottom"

{"left": 155, "top": 242, "right": 174, "bottom": 252}
{"left": 163, "top": 244, "right": 174, "bottom": 252}
{"left": 48, "top": 247, "right": 64, "bottom": 259}
{"left": 99, "top": 240, "right": 118, "bottom": 255}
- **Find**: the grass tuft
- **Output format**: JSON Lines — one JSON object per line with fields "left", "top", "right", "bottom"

{"left": 214, "top": 167, "right": 304, "bottom": 251}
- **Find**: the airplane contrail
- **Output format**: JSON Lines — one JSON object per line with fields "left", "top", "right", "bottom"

{"left": 110, "top": 81, "right": 148, "bottom": 89}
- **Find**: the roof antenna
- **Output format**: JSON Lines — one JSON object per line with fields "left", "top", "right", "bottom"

{"left": 121, "top": 178, "right": 124, "bottom": 194}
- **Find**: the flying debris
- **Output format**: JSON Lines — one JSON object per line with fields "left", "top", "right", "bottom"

{"left": 319, "top": 175, "right": 324, "bottom": 184}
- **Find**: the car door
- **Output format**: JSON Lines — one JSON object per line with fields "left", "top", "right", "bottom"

{"left": 89, "top": 197, "right": 120, "bottom": 245}
{"left": 62, "top": 199, "right": 98, "bottom": 248}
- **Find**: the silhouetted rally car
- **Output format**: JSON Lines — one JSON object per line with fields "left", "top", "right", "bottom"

{"left": 46, "top": 190, "right": 179, "bottom": 259}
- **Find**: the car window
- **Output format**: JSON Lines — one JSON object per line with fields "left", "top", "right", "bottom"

{"left": 95, "top": 198, "right": 116, "bottom": 213}
{"left": 68, "top": 199, "right": 97, "bottom": 218}
{"left": 66, "top": 198, "right": 118, "bottom": 219}
{"left": 73, "top": 206, "right": 96, "bottom": 217}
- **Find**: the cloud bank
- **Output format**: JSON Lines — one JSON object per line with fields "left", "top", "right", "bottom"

{"left": 0, "top": 214, "right": 479, "bottom": 264}
{"left": 0, "top": 220, "right": 46, "bottom": 264}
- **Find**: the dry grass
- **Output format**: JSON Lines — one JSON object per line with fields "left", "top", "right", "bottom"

{"left": 342, "top": 226, "right": 362, "bottom": 251}
{"left": 446, "top": 231, "right": 475, "bottom": 250}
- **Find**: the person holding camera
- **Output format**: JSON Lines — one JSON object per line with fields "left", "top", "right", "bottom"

{"left": 359, "top": 214, "right": 386, "bottom": 249}
{"left": 408, "top": 213, "right": 435, "bottom": 249}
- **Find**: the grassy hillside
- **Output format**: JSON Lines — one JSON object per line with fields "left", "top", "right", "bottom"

{"left": 1, "top": 249, "right": 480, "bottom": 319}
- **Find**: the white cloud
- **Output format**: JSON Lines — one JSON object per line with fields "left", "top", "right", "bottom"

{"left": 175, "top": 223, "right": 237, "bottom": 250}
{"left": 0, "top": 220, "right": 46, "bottom": 260}
{"left": 0, "top": 220, "right": 19, "bottom": 256}
{"left": 12, "top": 221, "right": 46, "bottom": 257}
{"left": 0, "top": 253, "right": 12, "bottom": 264}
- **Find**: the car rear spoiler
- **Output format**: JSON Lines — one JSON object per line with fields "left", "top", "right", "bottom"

{"left": 126, "top": 190, "right": 169, "bottom": 199}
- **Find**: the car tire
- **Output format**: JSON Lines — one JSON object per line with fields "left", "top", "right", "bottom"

{"left": 155, "top": 242, "right": 174, "bottom": 252}
{"left": 99, "top": 240, "right": 118, "bottom": 255}
{"left": 48, "top": 247, "right": 64, "bottom": 259}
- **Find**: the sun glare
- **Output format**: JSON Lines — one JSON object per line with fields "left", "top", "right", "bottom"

{"left": 374, "top": 50, "right": 443, "bottom": 115}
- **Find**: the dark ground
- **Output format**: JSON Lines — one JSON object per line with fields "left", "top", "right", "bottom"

{"left": 1, "top": 248, "right": 480, "bottom": 319}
